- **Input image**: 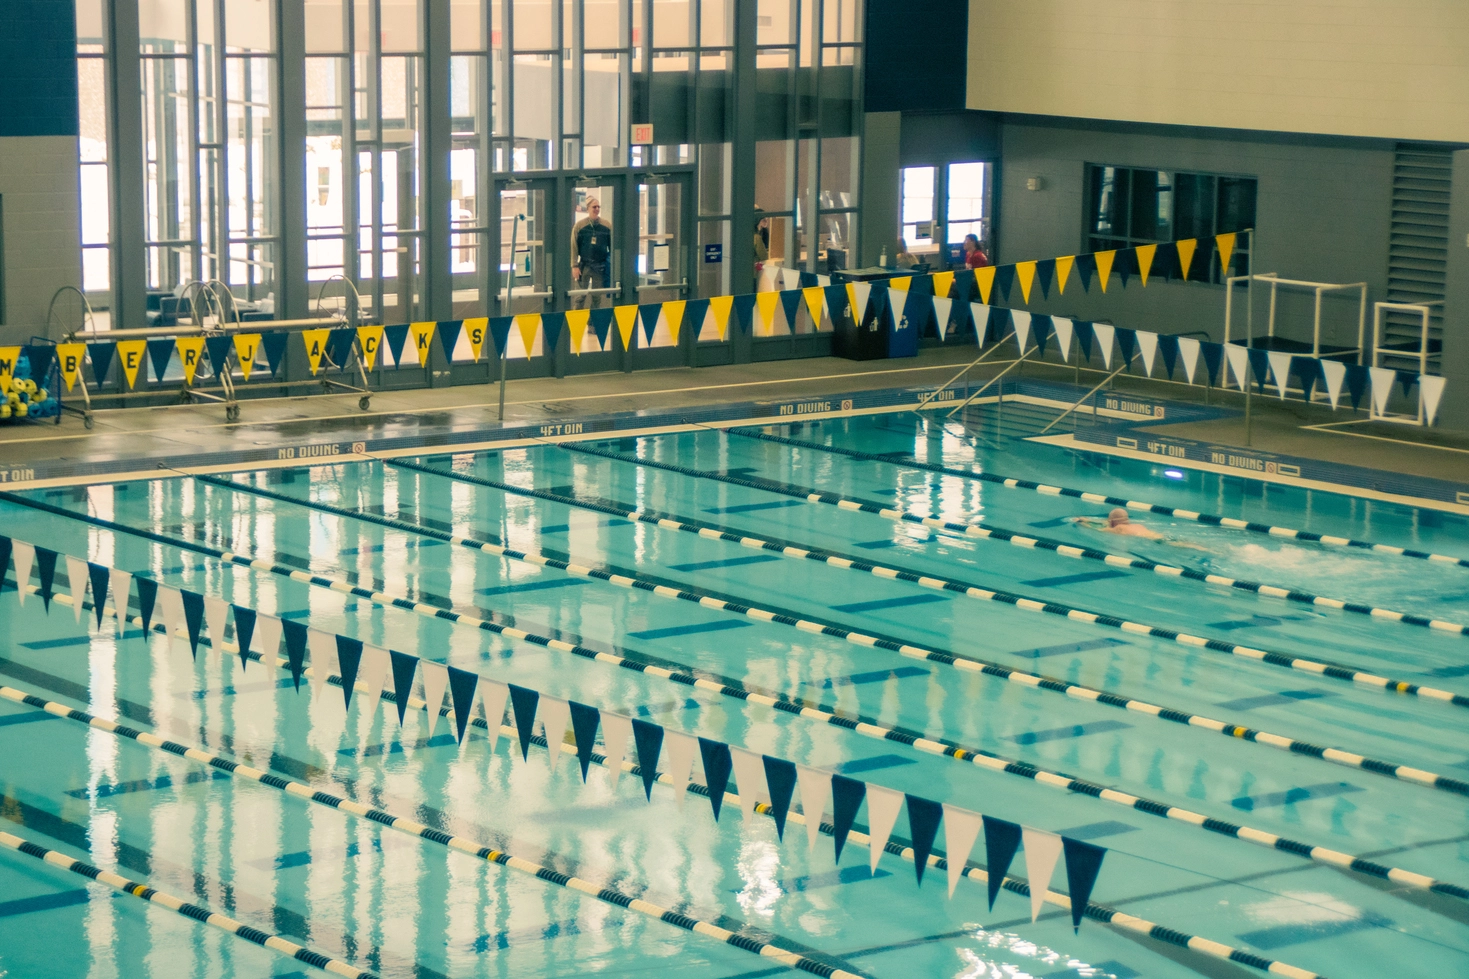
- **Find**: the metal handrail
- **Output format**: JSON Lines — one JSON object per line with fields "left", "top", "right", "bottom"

{"left": 944, "top": 347, "right": 1033, "bottom": 419}
{"left": 913, "top": 331, "right": 1016, "bottom": 412}
{"left": 1037, "top": 357, "right": 1135, "bottom": 435}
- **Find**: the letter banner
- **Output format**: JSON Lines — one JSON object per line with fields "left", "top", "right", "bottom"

{"left": 232, "top": 334, "right": 261, "bottom": 381}
{"left": 801, "top": 288, "right": 825, "bottom": 329}
{"left": 356, "top": 326, "right": 384, "bottom": 371}
{"left": 974, "top": 266, "right": 997, "bottom": 305}
{"left": 409, "top": 321, "right": 437, "bottom": 366}
{"left": 87, "top": 342, "right": 116, "bottom": 387}
{"left": 301, "top": 328, "right": 330, "bottom": 376}
{"left": 1176, "top": 239, "right": 1197, "bottom": 280}
{"left": 613, "top": 305, "right": 639, "bottom": 351}
{"left": 708, "top": 295, "right": 734, "bottom": 341}
{"left": 755, "top": 291, "right": 780, "bottom": 335}
{"left": 0, "top": 346, "right": 17, "bottom": 395}
{"left": 662, "top": 300, "right": 687, "bottom": 346}
{"left": 1136, "top": 244, "right": 1157, "bottom": 287}
{"left": 55, "top": 343, "right": 86, "bottom": 392}
{"left": 175, "top": 337, "right": 206, "bottom": 385}
{"left": 116, "top": 340, "right": 146, "bottom": 389}
{"left": 515, "top": 314, "right": 542, "bottom": 358}
{"left": 930, "top": 270, "right": 955, "bottom": 300}
{"left": 437, "top": 320, "right": 464, "bottom": 363}
{"left": 1054, "top": 256, "right": 1074, "bottom": 295}
{"left": 1216, "top": 233, "right": 1237, "bottom": 275}
{"left": 1015, "top": 261, "right": 1037, "bottom": 304}
{"left": 563, "top": 309, "right": 590, "bottom": 354}
{"left": 462, "top": 317, "right": 488, "bottom": 361}
{"left": 1093, "top": 250, "right": 1116, "bottom": 293}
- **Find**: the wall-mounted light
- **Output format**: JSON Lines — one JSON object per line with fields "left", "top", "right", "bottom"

{"left": 1025, "top": 176, "right": 1045, "bottom": 191}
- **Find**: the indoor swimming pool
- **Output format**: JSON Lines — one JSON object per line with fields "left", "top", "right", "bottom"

{"left": 1, "top": 412, "right": 1466, "bottom": 979}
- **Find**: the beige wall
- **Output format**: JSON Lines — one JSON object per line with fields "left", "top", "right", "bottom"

{"left": 968, "top": 0, "right": 1469, "bottom": 142}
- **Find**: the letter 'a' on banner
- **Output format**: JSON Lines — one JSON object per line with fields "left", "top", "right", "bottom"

{"left": 301, "top": 328, "right": 330, "bottom": 375}
{"left": 355, "top": 326, "right": 384, "bottom": 370}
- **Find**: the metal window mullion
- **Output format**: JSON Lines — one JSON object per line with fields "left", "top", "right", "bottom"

{"left": 211, "top": 1, "right": 228, "bottom": 287}
{"left": 185, "top": 1, "right": 203, "bottom": 287}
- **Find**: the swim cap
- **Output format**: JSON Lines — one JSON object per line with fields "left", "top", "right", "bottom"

{"left": 1108, "top": 508, "right": 1129, "bottom": 526}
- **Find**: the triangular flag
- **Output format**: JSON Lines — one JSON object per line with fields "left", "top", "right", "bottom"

{"left": 255, "top": 613, "right": 283, "bottom": 670}
{"left": 781, "top": 267, "right": 802, "bottom": 290}
{"left": 146, "top": 339, "right": 175, "bottom": 384}
{"left": 485, "top": 316, "right": 513, "bottom": 357}
{"left": 599, "top": 711, "right": 633, "bottom": 787}
{"left": 1054, "top": 255, "right": 1074, "bottom": 295}
{"left": 1011, "top": 310, "right": 1033, "bottom": 354}
{"left": 698, "top": 738, "right": 733, "bottom": 820}
{"left": 1034, "top": 259, "right": 1056, "bottom": 299}
{"left": 55, "top": 344, "right": 85, "bottom": 392}
{"left": 538, "top": 695, "right": 571, "bottom": 770}
{"left": 388, "top": 648, "right": 416, "bottom": 720}
{"left": 420, "top": 659, "right": 452, "bottom": 733}
{"left": 203, "top": 336, "right": 232, "bottom": 379}
{"left": 508, "top": 683, "right": 539, "bottom": 759}
{"left": 846, "top": 281, "right": 872, "bottom": 323}
{"left": 321, "top": 328, "right": 355, "bottom": 372}
{"left": 64, "top": 556, "right": 87, "bottom": 622}
{"left": 1398, "top": 369, "right": 1419, "bottom": 397}
{"left": 662, "top": 300, "right": 687, "bottom": 345}
{"left": 631, "top": 719, "right": 664, "bottom": 800}
{"left": 87, "top": 342, "right": 117, "bottom": 387}
{"left": 12, "top": 540, "right": 34, "bottom": 606}
{"left": 1158, "top": 334, "right": 1180, "bottom": 378}
{"left": 763, "top": 756, "right": 798, "bottom": 840}
{"left": 35, "top": 548, "right": 58, "bottom": 612}
{"left": 477, "top": 679, "right": 510, "bottom": 751}
{"left": 26, "top": 345, "right": 56, "bottom": 382}
{"left": 638, "top": 303, "right": 663, "bottom": 346}
{"left": 355, "top": 326, "right": 384, "bottom": 370}
{"left": 754, "top": 291, "right": 780, "bottom": 334}
{"left": 1246, "top": 348, "right": 1271, "bottom": 393}
{"left": 1177, "top": 337, "right": 1201, "bottom": 383}
{"left": 730, "top": 746, "right": 767, "bottom": 822}
{"left": 438, "top": 320, "right": 464, "bottom": 361}
{"left": 116, "top": 340, "right": 147, "bottom": 389}
{"left": 1216, "top": 232, "right": 1237, "bottom": 275}
{"left": 86, "top": 562, "right": 110, "bottom": 629}
{"left": 974, "top": 266, "right": 996, "bottom": 304}
{"left": 383, "top": 323, "right": 411, "bottom": 364}
{"left": 1175, "top": 239, "right": 1197, "bottom": 280}
{"left": 306, "top": 628, "right": 338, "bottom": 700}
{"left": 1091, "top": 323, "right": 1115, "bottom": 369}
{"left": 1200, "top": 342, "right": 1225, "bottom": 385}
{"left": 0, "top": 347, "right": 17, "bottom": 395}
{"left": 865, "top": 785, "right": 904, "bottom": 874}
{"left": 802, "top": 287, "right": 826, "bottom": 328}
{"left": 1225, "top": 344, "right": 1251, "bottom": 391}
{"left": 299, "top": 329, "right": 329, "bottom": 375}
{"left": 983, "top": 816, "right": 1022, "bottom": 910}
{"left": 175, "top": 337, "right": 206, "bottom": 385}
{"left": 1136, "top": 331, "right": 1159, "bottom": 377}
{"left": 662, "top": 730, "right": 698, "bottom": 807}
{"left": 516, "top": 313, "right": 542, "bottom": 357}
{"left": 931, "top": 296, "right": 952, "bottom": 340}
{"left": 569, "top": 701, "right": 600, "bottom": 780}
{"left": 1320, "top": 359, "right": 1346, "bottom": 409}
{"left": 993, "top": 265, "right": 1015, "bottom": 304}
{"left": 335, "top": 635, "right": 364, "bottom": 710}
{"left": 156, "top": 586, "right": 185, "bottom": 654}
{"left": 134, "top": 576, "right": 157, "bottom": 635}
{"left": 1115, "top": 328, "right": 1138, "bottom": 371}
{"left": 1346, "top": 365, "right": 1370, "bottom": 409}
{"left": 1050, "top": 317, "right": 1074, "bottom": 362}
{"left": 709, "top": 295, "right": 734, "bottom": 340}
{"left": 108, "top": 569, "right": 131, "bottom": 629}
{"left": 1062, "top": 838, "right": 1107, "bottom": 932}
{"left": 230, "top": 605, "right": 256, "bottom": 671}
{"left": 1022, "top": 827, "right": 1065, "bottom": 923}
{"left": 1015, "top": 261, "right": 1037, "bottom": 303}
{"left": 906, "top": 795, "right": 943, "bottom": 885}
{"left": 1420, "top": 375, "right": 1446, "bottom": 426}
{"left": 1093, "top": 250, "right": 1115, "bottom": 292}
{"left": 1370, "top": 366, "right": 1396, "bottom": 415}
{"left": 830, "top": 774, "right": 865, "bottom": 862}
{"left": 563, "top": 309, "right": 591, "bottom": 353}
{"left": 203, "top": 596, "right": 230, "bottom": 655}
{"left": 1135, "top": 244, "right": 1157, "bottom": 286}
{"left": 613, "top": 305, "right": 639, "bottom": 351}
{"left": 461, "top": 317, "right": 488, "bottom": 361}
{"left": 796, "top": 764, "right": 831, "bottom": 852}
{"left": 1033, "top": 317, "right": 1052, "bottom": 357}
{"left": 0, "top": 538, "right": 11, "bottom": 595}
{"left": 1268, "top": 351, "right": 1293, "bottom": 398}
{"left": 969, "top": 304, "right": 992, "bottom": 346}
{"left": 942, "top": 805, "right": 983, "bottom": 898}
{"left": 931, "top": 270, "right": 954, "bottom": 299}
{"left": 252, "top": 332, "right": 285, "bottom": 375}
{"left": 408, "top": 321, "right": 437, "bottom": 366}
{"left": 354, "top": 643, "right": 389, "bottom": 717}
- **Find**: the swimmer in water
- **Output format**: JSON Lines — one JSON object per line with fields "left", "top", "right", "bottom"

{"left": 1073, "top": 508, "right": 1208, "bottom": 550}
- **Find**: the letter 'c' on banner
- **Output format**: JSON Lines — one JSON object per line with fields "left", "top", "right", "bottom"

{"left": 356, "top": 326, "right": 384, "bottom": 370}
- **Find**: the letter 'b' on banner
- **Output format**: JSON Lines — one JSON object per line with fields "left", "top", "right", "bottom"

{"left": 55, "top": 344, "right": 86, "bottom": 392}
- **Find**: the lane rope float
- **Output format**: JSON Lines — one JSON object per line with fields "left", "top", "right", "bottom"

{"left": 5, "top": 516, "right": 1466, "bottom": 907}
{"left": 552, "top": 446, "right": 1469, "bottom": 709}
{"left": 0, "top": 685, "right": 864, "bottom": 979}
{"left": 378, "top": 458, "right": 1469, "bottom": 799}
{"left": 722, "top": 425, "right": 1469, "bottom": 569}
{"left": 0, "top": 826, "right": 380, "bottom": 979}
{"left": 0, "top": 674, "right": 1327, "bottom": 979}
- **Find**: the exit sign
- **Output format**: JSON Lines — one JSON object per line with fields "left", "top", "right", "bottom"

{"left": 631, "top": 123, "right": 654, "bottom": 145}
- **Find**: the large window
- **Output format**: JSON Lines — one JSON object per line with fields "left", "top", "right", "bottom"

{"left": 899, "top": 161, "right": 992, "bottom": 264}
{"left": 1085, "top": 164, "right": 1256, "bottom": 282}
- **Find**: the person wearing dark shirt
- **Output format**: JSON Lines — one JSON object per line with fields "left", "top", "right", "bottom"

{"left": 571, "top": 197, "right": 613, "bottom": 308}
{"left": 753, "top": 211, "right": 770, "bottom": 290}
{"left": 962, "top": 234, "right": 990, "bottom": 270}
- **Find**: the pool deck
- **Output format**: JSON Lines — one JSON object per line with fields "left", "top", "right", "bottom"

{"left": 0, "top": 347, "right": 1465, "bottom": 508}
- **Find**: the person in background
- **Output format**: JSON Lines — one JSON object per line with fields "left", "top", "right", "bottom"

{"left": 571, "top": 197, "right": 613, "bottom": 309}
{"left": 894, "top": 238, "right": 919, "bottom": 270}
{"left": 962, "top": 233, "right": 990, "bottom": 270}
{"left": 753, "top": 210, "right": 770, "bottom": 289}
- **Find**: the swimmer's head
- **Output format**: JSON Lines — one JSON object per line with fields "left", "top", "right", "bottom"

{"left": 1108, "top": 508, "right": 1130, "bottom": 527}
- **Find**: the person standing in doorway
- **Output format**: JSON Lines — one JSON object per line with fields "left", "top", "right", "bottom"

{"left": 962, "top": 233, "right": 990, "bottom": 270}
{"left": 571, "top": 196, "right": 613, "bottom": 309}
{"left": 753, "top": 209, "right": 770, "bottom": 290}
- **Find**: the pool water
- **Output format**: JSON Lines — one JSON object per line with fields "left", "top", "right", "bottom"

{"left": 1, "top": 411, "right": 1467, "bottom": 979}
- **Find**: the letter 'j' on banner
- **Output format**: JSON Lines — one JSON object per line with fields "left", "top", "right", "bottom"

{"left": 232, "top": 334, "right": 261, "bottom": 381}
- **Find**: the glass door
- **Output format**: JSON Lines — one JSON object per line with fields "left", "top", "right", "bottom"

{"left": 568, "top": 179, "right": 620, "bottom": 311}
{"left": 496, "top": 181, "right": 551, "bottom": 316}
{"left": 636, "top": 174, "right": 690, "bottom": 306}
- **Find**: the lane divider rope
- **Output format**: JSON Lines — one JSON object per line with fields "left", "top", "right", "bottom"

{"left": 0, "top": 673, "right": 1327, "bottom": 979}
{"left": 6, "top": 502, "right": 1466, "bottom": 906}
{"left": 0, "top": 684, "right": 864, "bottom": 979}
{"left": 554, "top": 444, "right": 1469, "bottom": 709}
{"left": 0, "top": 826, "right": 380, "bottom": 979}
{"left": 380, "top": 457, "right": 1469, "bottom": 798}
{"left": 722, "top": 425, "right": 1469, "bottom": 568}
